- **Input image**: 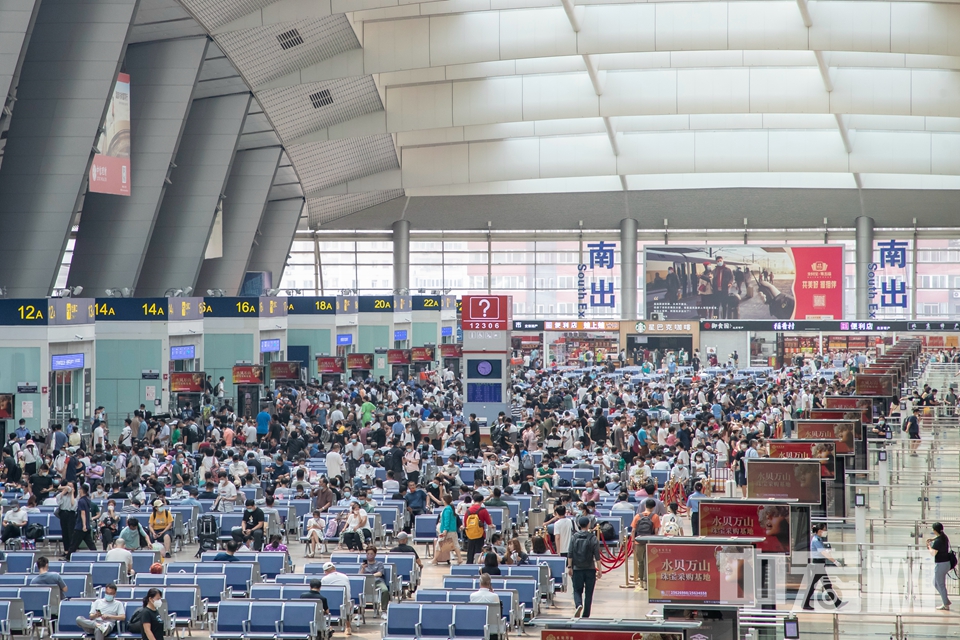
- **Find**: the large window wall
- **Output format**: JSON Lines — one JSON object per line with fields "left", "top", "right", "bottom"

{"left": 279, "top": 230, "right": 960, "bottom": 320}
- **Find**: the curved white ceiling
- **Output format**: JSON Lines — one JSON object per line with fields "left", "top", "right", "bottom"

{"left": 176, "top": 0, "right": 960, "bottom": 227}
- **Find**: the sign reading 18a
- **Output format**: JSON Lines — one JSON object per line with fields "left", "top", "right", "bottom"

{"left": 316, "top": 300, "right": 333, "bottom": 311}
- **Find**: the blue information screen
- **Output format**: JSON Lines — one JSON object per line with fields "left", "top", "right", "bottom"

{"left": 394, "top": 330, "right": 408, "bottom": 341}
{"left": 52, "top": 353, "right": 85, "bottom": 370}
{"left": 170, "top": 345, "right": 195, "bottom": 360}
{"left": 467, "top": 382, "right": 502, "bottom": 403}
{"left": 336, "top": 334, "right": 353, "bottom": 346}
{"left": 441, "top": 326, "right": 453, "bottom": 336}
{"left": 260, "top": 339, "right": 281, "bottom": 353}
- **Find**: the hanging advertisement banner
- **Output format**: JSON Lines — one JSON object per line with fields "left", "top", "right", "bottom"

{"left": 698, "top": 502, "right": 792, "bottom": 554}
{"left": 644, "top": 245, "right": 843, "bottom": 321}
{"left": 646, "top": 543, "right": 756, "bottom": 606}
{"left": 89, "top": 73, "right": 131, "bottom": 196}
{"left": 745, "top": 459, "right": 822, "bottom": 504}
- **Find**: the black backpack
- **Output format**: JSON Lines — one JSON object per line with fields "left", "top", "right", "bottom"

{"left": 127, "top": 608, "right": 145, "bottom": 634}
{"left": 598, "top": 520, "right": 617, "bottom": 542}
{"left": 634, "top": 513, "right": 655, "bottom": 537}
{"left": 568, "top": 531, "right": 596, "bottom": 569}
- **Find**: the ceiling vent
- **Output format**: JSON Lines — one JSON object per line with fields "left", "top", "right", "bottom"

{"left": 309, "top": 89, "right": 333, "bottom": 109}
{"left": 276, "top": 28, "right": 304, "bottom": 50}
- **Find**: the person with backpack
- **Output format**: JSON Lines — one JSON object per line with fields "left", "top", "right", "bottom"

{"left": 631, "top": 499, "right": 660, "bottom": 590}
{"left": 133, "top": 588, "right": 164, "bottom": 640}
{"left": 464, "top": 492, "right": 493, "bottom": 564}
{"left": 659, "top": 502, "right": 683, "bottom": 537}
{"left": 928, "top": 522, "right": 954, "bottom": 610}
{"left": 567, "top": 516, "right": 601, "bottom": 618}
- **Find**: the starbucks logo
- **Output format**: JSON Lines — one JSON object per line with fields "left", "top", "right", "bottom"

{"left": 635, "top": 321, "right": 646, "bottom": 333}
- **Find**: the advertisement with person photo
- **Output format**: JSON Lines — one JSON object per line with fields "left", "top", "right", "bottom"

{"left": 698, "top": 502, "right": 792, "bottom": 554}
{"left": 746, "top": 459, "right": 822, "bottom": 505}
{"left": 647, "top": 543, "right": 756, "bottom": 606}
{"left": 645, "top": 246, "right": 843, "bottom": 321}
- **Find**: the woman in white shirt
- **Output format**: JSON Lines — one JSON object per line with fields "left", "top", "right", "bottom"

{"left": 215, "top": 477, "right": 237, "bottom": 512}
{"left": 305, "top": 509, "right": 326, "bottom": 558}
{"left": 342, "top": 502, "right": 367, "bottom": 551}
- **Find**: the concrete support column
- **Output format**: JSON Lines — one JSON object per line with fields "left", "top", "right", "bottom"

{"left": 247, "top": 198, "right": 305, "bottom": 288}
{"left": 620, "top": 218, "right": 638, "bottom": 320}
{"left": 856, "top": 215, "right": 875, "bottom": 319}
{"left": 392, "top": 219, "right": 410, "bottom": 292}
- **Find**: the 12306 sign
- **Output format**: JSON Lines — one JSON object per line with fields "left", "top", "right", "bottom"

{"left": 461, "top": 295, "right": 511, "bottom": 330}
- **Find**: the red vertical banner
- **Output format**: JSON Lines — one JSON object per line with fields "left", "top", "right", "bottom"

{"left": 788, "top": 246, "right": 844, "bottom": 319}
{"left": 89, "top": 73, "right": 131, "bottom": 196}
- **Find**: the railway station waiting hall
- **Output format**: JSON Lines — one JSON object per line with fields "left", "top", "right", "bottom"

{"left": 1, "top": 1, "right": 960, "bottom": 640}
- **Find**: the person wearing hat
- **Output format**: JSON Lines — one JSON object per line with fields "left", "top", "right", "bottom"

{"left": 390, "top": 531, "right": 424, "bottom": 570}
{"left": 320, "top": 562, "right": 352, "bottom": 635}
{"left": 148, "top": 500, "right": 174, "bottom": 558}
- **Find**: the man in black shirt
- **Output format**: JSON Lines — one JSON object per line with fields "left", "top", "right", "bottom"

{"left": 241, "top": 499, "right": 265, "bottom": 550}
{"left": 468, "top": 414, "right": 481, "bottom": 455}
{"left": 389, "top": 532, "right": 423, "bottom": 570}
{"left": 3, "top": 453, "right": 22, "bottom": 484}
{"left": 299, "top": 579, "right": 330, "bottom": 613}
{"left": 30, "top": 465, "right": 55, "bottom": 502}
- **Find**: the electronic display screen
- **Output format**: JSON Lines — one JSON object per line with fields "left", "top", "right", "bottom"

{"left": 260, "top": 339, "right": 281, "bottom": 353}
{"left": 467, "top": 382, "right": 502, "bottom": 403}
{"left": 336, "top": 334, "right": 353, "bottom": 346}
{"left": 467, "top": 359, "right": 502, "bottom": 379}
{"left": 52, "top": 354, "right": 85, "bottom": 370}
{"left": 170, "top": 345, "right": 195, "bottom": 360}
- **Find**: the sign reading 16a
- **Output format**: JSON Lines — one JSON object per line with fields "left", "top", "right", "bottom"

{"left": 236, "top": 301, "right": 257, "bottom": 313}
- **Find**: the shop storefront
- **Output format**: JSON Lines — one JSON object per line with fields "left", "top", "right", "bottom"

{"left": 621, "top": 320, "right": 699, "bottom": 366}
{"left": 511, "top": 320, "right": 620, "bottom": 367}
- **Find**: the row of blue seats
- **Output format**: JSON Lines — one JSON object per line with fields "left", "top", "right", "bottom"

{"left": 382, "top": 602, "right": 498, "bottom": 640}
{"left": 211, "top": 599, "right": 326, "bottom": 640}
{"left": 52, "top": 600, "right": 175, "bottom": 640}
{"left": 443, "top": 576, "right": 540, "bottom": 620}
{"left": 415, "top": 589, "right": 523, "bottom": 633}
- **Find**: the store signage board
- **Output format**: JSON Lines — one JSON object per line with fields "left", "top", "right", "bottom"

{"left": 701, "top": 319, "right": 946, "bottom": 332}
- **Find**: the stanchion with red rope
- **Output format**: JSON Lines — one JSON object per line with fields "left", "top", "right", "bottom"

{"left": 596, "top": 527, "right": 633, "bottom": 573}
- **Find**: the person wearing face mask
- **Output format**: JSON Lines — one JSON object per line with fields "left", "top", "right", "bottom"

{"left": 871, "top": 417, "right": 891, "bottom": 438}
{"left": 139, "top": 588, "right": 164, "bottom": 640}
{"left": 801, "top": 523, "right": 843, "bottom": 610}
{"left": 99, "top": 501, "right": 120, "bottom": 550}
{"left": 75, "top": 582, "right": 125, "bottom": 640}
{"left": 344, "top": 435, "right": 364, "bottom": 478}
{"left": 402, "top": 443, "right": 421, "bottom": 485}
{"left": 354, "top": 455, "right": 376, "bottom": 490}
{"left": 148, "top": 500, "right": 174, "bottom": 558}
{"left": 240, "top": 499, "right": 265, "bottom": 551}
{"left": 337, "top": 488, "right": 357, "bottom": 507}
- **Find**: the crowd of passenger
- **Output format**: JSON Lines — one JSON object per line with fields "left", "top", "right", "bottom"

{"left": 0, "top": 347, "right": 943, "bottom": 567}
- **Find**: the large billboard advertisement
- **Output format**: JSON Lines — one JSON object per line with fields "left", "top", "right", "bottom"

{"left": 698, "top": 501, "right": 792, "bottom": 554}
{"left": 89, "top": 73, "right": 131, "bottom": 196}
{"left": 644, "top": 245, "right": 843, "bottom": 320}
{"left": 746, "top": 459, "right": 822, "bottom": 504}
{"left": 647, "top": 543, "right": 756, "bottom": 606}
